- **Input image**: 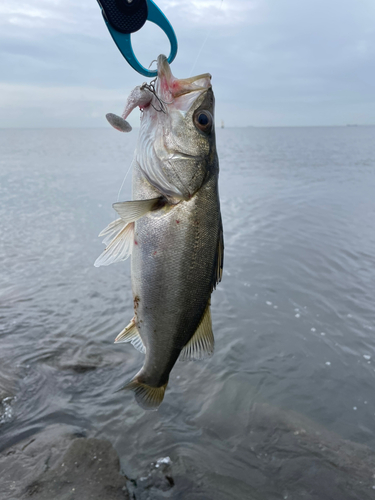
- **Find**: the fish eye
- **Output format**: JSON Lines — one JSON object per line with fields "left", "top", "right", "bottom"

{"left": 194, "top": 110, "right": 213, "bottom": 133}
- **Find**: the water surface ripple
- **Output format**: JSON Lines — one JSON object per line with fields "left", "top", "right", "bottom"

{"left": 1, "top": 127, "right": 375, "bottom": 498}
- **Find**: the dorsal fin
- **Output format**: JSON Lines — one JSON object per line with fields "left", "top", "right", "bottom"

{"left": 215, "top": 221, "right": 224, "bottom": 288}
{"left": 180, "top": 301, "right": 214, "bottom": 361}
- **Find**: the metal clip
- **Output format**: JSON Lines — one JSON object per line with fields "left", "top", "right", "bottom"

{"left": 98, "top": 0, "right": 178, "bottom": 77}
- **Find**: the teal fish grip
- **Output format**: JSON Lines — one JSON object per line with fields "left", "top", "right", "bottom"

{"left": 97, "top": 0, "right": 178, "bottom": 77}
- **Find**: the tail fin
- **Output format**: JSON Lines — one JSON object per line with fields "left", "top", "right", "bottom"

{"left": 122, "top": 379, "right": 168, "bottom": 411}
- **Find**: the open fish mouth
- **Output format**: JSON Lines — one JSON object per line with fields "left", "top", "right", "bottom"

{"left": 106, "top": 55, "right": 212, "bottom": 131}
{"left": 156, "top": 55, "right": 212, "bottom": 105}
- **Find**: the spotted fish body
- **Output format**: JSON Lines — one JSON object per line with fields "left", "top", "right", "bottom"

{"left": 96, "top": 55, "right": 223, "bottom": 409}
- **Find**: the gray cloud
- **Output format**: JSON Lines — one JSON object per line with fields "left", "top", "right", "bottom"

{"left": 0, "top": 0, "right": 374, "bottom": 127}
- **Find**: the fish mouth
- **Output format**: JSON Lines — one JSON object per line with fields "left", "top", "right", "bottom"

{"left": 157, "top": 54, "right": 211, "bottom": 100}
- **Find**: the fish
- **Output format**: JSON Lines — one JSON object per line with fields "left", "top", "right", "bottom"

{"left": 95, "top": 54, "right": 223, "bottom": 410}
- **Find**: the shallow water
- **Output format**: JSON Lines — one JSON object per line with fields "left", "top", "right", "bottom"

{"left": 1, "top": 126, "right": 375, "bottom": 498}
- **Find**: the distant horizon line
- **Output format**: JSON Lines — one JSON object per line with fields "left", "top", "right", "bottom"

{"left": 0, "top": 124, "right": 374, "bottom": 130}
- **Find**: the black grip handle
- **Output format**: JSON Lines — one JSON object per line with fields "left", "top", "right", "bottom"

{"left": 98, "top": 0, "right": 148, "bottom": 34}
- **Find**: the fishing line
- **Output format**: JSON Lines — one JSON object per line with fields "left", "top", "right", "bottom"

{"left": 118, "top": 1, "right": 223, "bottom": 201}
{"left": 117, "top": 161, "right": 133, "bottom": 202}
{"left": 189, "top": 0, "right": 224, "bottom": 77}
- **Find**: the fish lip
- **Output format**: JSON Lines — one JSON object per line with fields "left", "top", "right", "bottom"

{"left": 157, "top": 55, "right": 212, "bottom": 97}
{"left": 157, "top": 54, "right": 172, "bottom": 86}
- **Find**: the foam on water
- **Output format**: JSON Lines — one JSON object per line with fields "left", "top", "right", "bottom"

{"left": 0, "top": 397, "right": 15, "bottom": 425}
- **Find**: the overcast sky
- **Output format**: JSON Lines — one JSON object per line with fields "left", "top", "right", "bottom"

{"left": 0, "top": 0, "right": 374, "bottom": 127}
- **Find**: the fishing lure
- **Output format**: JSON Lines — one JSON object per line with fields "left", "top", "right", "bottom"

{"left": 97, "top": 0, "right": 178, "bottom": 77}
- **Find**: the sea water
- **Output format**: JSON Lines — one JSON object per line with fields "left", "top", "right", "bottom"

{"left": 1, "top": 126, "right": 375, "bottom": 498}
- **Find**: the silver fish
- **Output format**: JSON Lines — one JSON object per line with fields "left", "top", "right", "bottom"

{"left": 95, "top": 55, "right": 223, "bottom": 410}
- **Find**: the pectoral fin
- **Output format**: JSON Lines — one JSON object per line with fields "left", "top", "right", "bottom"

{"left": 114, "top": 319, "right": 146, "bottom": 354}
{"left": 180, "top": 301, "right": 214, "bottom": 361}
{"left": 112, "top": 197, "right": 163, "bottom": 224}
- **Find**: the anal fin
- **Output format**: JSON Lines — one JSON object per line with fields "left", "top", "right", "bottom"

{"left": 115, "top": 318, "right": 145, "bottom": 354}
{"left": 180, "top": 301, "right": 214, "bottom": 361}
